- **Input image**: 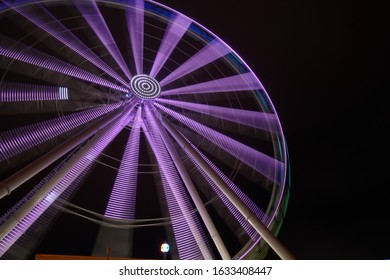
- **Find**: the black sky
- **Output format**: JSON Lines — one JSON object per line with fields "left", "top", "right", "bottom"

{"left": 156, "top": 0, "right": 390, "bottom": 259}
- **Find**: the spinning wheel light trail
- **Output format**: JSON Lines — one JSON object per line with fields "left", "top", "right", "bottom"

{"left": 0, "top": 0, "right": 293, "bottom": 260}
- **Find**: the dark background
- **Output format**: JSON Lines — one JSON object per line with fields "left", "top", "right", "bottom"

{"left": 156, "top": 0, "right": 390, "bottom": 259}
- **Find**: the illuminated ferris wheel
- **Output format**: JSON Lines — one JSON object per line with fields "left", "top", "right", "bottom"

{"left": 0, "top": 0, "right": 293, "bottom": 260}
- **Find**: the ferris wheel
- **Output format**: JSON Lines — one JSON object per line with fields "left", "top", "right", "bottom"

{"left": 0, "top": 0, "right": 293, "bottom": 260}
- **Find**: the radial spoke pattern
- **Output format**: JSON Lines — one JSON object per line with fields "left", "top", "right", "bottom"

{"left": 159, "top": 39, "right": 231, "bottom": 87}
{"left": 0, "top": 0, "right": 289, "bottom": 260}
{"left": 104, "top": 106, "right": 142, "bottom": 220}
{"left": 149, "top": 13, "right": 192, "bottom": 78}
{"left": 161, "top": 72, "right": 262, "bottom": 96}
{"left": 3, "top": 0, "right": 130, "bottom": 87}
{"left": 74, "top": 0, "right": 133, "bottom": 80}
{"left": 175, "top": 131, "right": 269, "bottom": 240}
{"left": 0, "top": 107, "right": 133, "bottom": 257}
{"left": 126, "top": 0, "right": 144, "bottom": 75}
{"left": 0, "top": 103, "right": 122, "bottom": 162}
{"left": 156, "top": 98, "right": 279, "bottom": 132}
{"left": 0, "top": 35, "right": 129, "bottom": 92}
{"left": 155, "top": 103, "right": 284, "bottom": 184}
{"left": 142, "top": 104, "right": 213, "bottom": 260}
{"left": 0, "top": 82, "right": 68, "bottom": 102}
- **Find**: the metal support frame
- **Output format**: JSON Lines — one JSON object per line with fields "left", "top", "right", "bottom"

{"left": 149, "top": 107, "right": 231, "bottom": 260}
{"left": 161, "top": 117, "right": 295, "bottom": 260}
{"left": 0, "top": 105, "right": 127, "bottom": 200}
{"left": 0, "top": 105, "right": 133, "bottom": 242}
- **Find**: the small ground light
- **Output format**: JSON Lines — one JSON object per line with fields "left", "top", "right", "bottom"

{"left": 161, "top": 242, "right": 170, "bottom": 260}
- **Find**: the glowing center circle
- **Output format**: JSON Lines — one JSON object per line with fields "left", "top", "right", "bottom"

{"left": 130, "top": 74, "right": 161, "bottom": 99}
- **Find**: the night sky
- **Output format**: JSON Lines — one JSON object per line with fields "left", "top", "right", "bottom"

{"left": 1, "top": 0, "right": 389, "bottom": 260}
{"left": 157, "top": 0, "right": 390, "bottom": 259}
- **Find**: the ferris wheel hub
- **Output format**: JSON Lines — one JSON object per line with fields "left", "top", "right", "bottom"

{"left": 130, "top": 74, "right": 161, "bottom": 100}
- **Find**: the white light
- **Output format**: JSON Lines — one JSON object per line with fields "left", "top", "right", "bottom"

{"left": 161, "top": 242, "right": 170, "bottom": 253}
{"left": 130, "top": 74, "right": 161, "bottom": 100}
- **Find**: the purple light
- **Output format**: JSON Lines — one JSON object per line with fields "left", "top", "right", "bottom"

{"left": 175, "top": 131, "right": 269, "bottom": 240}
{"left": 159, "top": 39, "right": 231, "bottom": 87}
{"left": 105, "top": 106, "right": 142, "bottom": 220}
{"left": 155, "top": 103, "right": 284, "bottom": 185}
{"left": 0, "top": 36, "right": 129, "bottom": 92}
{"left": 3, "top": 0, "right": 129, "bottom": 87}
{"left": 149, "top": 13, "right": 192, "bottom": 78}
{"left": 126, "top": 0, "right": 144, "bottom": 75}
{"left": 0, "top": 0, "right": 290, "bottom": 260}
{"left": 161, "top": 72, "right": 262, "bottom": 96}
{"left": 0, "top": 82, "right": 68, "bottom": 102}
{"left": 0, "top": 102, "right": 123, "bottom": 162}
{"left": 146, "top": 4, "right": 290, "bottom": 250}
{"left": 142, "top": 104, "right": 212, "bottom": 260}
{"left": 156, "top": 98, "right": 279, "bottom": 132}
{"left": 74, "top": 0, "right": 133, "bottom": 80}
{"left": 0, "top": 108, "right": 134, "bottom": 257}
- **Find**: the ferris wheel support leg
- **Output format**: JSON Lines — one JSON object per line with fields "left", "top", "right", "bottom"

{"left": 161, "top": 118, "right": 295, "bottom": 260}
{"left": 151, "top": 110, "right": 231, "bottom": 260}
{"left": 0, "top": 105, "right": 126, "bottom": 200}
{"left": 0, "top": 106, "right": 132, "bottom": 244}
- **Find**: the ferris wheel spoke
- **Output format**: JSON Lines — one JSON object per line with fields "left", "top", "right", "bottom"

{"left": 161, "top": 72, "right": 262, "bottom": 96}
{"left": 0, "top": 35, "right": 129, "bottom": 93}
{"left": 0, "top": 82, "right": 69, "bottom": 102}
{"left": 0, "top": 107, "right": 134, "bottom": 257}
{"left": 148, "top": 13, "right": 192, "bottom": 78}
{"left": 159, "top": 39, "right": 231, "bottom": 87}
{"left": 126, "top": 0, "right": 144, "bottom": 75}
{"left": 0, "top": 102, "right": 124, "bottom": 162}
{"left": 171, "top": 128, "right": 268, "bottom": 241}
{"left": 74, "top": 0, "right": 133, "bottom": 80}
{"left": 105, "top": 106, "right": 142, "bottom": 220}
{"left": 0, "top": 103, "right": 134, "bottom": 201}
{"left": 161, "top": 115, "right": 294, "bottom": 260}
{"left": 142, "top": 105, "right": 213, "bottom": 260}
{"left": 155, "top": 103, "right": 283, "bottom": 185}
{"left": 156, "top": 98, "right": 279, "bottom": 132}
{"left": 2, "top": 0, "right": 129, "bottom": 87}
{"left": 147, "top": 105, "right": 230, "bottom": 259}
{"left": 180, "top": 131, "right": 269, "bottom": 222}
